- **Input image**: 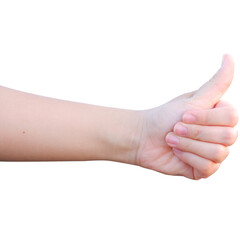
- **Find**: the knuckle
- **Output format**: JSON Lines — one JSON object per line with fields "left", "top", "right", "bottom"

{"left": 228, "top": 107, "right": 239, "bottom": 126}
{"left": 212, "top": 145, "right": 228, "bottom": 163}
{"left": 223, "top": 128, "right": 238, "bottom": 146}
{"left": 191, "top": 125, "right": 202, "bottom": 140}
{"left": 201, "top": 167, "right": 212, "bottom": 178}
{"left": 200, "top": 162, "right": 218, "bottom": 178}
{"left": 201, "top": 162, "right": 220, "bottom": 178}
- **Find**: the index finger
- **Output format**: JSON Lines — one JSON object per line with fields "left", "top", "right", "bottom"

{"left": 182, "top": 106, "right": 238, "bottom": 127}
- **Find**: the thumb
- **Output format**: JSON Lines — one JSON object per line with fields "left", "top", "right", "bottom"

{"left": 192, "top": 54, "right": 234, "bottom": 108}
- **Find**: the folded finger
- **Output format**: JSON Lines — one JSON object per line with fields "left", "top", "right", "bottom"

{"left": 165, "top": 132, "right": 229, "bottom": 163}
{"left": 174, "top": 122, "right": 238, "bottom": 146}
{"left": 182, "top": 106, "right": 238, "bottom": 127}
{"left": 173, "top": 148, "right": 221, "bottom": 179}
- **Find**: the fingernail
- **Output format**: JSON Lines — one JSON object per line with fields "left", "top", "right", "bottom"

{"left": 183, "top": 113, "right": 196, "bottom": 123}
{"left": 174, "top": 123, "right": 187, "bottom": 136}
{"left": 166, "top": 134, "right": 179, "bottom": 146}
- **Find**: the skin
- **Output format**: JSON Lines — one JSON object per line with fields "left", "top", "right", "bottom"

{"left": 135, "top": 54, "right": 238, "bottom": 179}
{"left": 0, "top": 55, "right": 238, "bottom": 180}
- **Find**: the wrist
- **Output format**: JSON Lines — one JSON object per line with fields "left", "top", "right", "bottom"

{"left": 99, "top": 107, "right": 145, "bottom": 165}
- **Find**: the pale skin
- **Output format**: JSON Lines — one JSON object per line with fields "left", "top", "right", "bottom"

{"left": 0, "top": 55, "right": 238, "bottom": 180}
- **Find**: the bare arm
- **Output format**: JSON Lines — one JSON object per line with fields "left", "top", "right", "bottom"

{"left": 0, "top": 55, "right": 238, "bottom": 180}
{"left": 0, "top": 85, "right": 143, "bottom": 163}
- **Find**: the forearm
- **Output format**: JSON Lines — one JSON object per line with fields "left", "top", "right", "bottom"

{"left": 0, "top": 86, "right": 143, "bottom": 164}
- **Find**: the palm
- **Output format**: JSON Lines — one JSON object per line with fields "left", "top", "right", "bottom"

{"left": 136, "top": 92, "right": 203, "bottom": 179}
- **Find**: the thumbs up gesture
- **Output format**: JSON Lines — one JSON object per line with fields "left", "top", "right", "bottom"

{"left": 135, "top": 55, "right": 238, "bottom": 180}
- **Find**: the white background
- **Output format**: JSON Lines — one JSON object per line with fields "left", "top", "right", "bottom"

{"left": 0, "top": 0, "right": 240, "bottom": 239}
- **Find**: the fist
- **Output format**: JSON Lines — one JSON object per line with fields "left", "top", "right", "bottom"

{"left": 166, "top": 101, "right": 238, "bottom": 179}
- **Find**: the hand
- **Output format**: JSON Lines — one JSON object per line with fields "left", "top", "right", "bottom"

{"left": 167, "top": 100, "right": 238, "bottom": 179}
{"left": 135, "top": 55, "right": 238, "bottom": 180}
